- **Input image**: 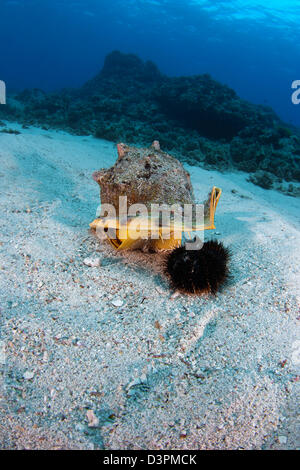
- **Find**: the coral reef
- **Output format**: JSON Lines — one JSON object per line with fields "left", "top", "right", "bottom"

{"left": 1, "top": 50, "right": 299, "bottom": 192}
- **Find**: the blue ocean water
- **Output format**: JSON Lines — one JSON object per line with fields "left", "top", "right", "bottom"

{"left": 0, "top": 0, "right": 300, "bottom": 126}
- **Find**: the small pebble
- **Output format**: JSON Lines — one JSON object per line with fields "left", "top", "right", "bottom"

{"left": 43, "top": 351, "right": 48, "bottom": 363}
{"left": 86, "top": 409, "right": 99, "bottom": 428}
{"left": 278, "top": 435, "right": 287, "bottom": 445}
{"left": 111, "top": 298, "right": 123, "bottom": 307}
{"left": 83, "top": 256, "right": 101, "bottom": 267}
{"left": 23, "top": 371, "right": 34, "bottom": 380}
{"left": 152, "top": 140, "right": 161, "bottom": 150}
{"left": 170, "top": 291, "right": 180, "bottom": 299}
{"left": 140, "top": 373, "right": 147, "bottom": 383}
{"left": 75, "top": 423, "right": 85, "bottom": 432}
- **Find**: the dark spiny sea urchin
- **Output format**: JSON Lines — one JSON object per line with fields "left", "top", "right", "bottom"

{"left": 165, "top": 240, "right": 230, "bottom": 294}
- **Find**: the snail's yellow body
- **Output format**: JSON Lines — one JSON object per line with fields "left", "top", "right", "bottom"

{"left": 90, "top": 186, "right": 222, "bottom": 251}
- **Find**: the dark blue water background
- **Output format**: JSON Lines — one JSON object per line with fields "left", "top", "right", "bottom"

{"left": 1, "top": 0, "right": 299, "bottom": 126}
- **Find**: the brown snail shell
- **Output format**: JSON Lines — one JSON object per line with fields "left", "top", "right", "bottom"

{"left": 92, "top": 141, "right": 195, "bottom": 214}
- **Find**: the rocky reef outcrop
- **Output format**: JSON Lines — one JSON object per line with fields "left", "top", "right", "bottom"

{"left": 1, "top": 50, "right": 299, "bottom": 194}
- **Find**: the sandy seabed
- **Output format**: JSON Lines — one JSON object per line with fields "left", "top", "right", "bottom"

{"left": 0, "top": 123, "right": 299, "bottom": 450}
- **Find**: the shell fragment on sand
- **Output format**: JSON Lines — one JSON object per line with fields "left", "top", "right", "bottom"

{"left": 86, "top": 410, "right": 99, "bottom": 428}
{"left": 83, "top": 256, "right": 101, "bottom": 267}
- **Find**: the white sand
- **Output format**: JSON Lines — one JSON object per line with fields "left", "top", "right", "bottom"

{"left": 0, "top": 123, "right": 299, "bottom": 450}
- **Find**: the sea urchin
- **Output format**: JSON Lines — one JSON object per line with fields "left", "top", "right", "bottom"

{"left": 165, "top": 240, "right": 230, "bottom": 294}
